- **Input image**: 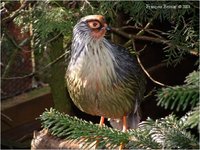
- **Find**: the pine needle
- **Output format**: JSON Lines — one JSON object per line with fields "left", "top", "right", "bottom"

{"left": 39, "top": 108, "right": 199, "bottom": 149}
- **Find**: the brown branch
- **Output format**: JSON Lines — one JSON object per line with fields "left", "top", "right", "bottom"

{"left": 2, "top": 50, "right": 70, "bottom": 80}
{"left": 144, "top": 87, "right": 157, "bottom": 100}
{"left": 43, "top": 32, "right": 62, "bottom": 45}
{"left": 122, "top": 24, "right": 164, "bottom": 38}
{"left": 121, "top": 25, "right": 140, "bottom": 30}
{"left": 112, "top": 27, "right": 199, "bottom": 57}
{"left": 133, "top": 43, "right": 168, "bottom": 87}
{"left": 2, "top": 31, "right": 22, "bottom": 78}
{"left": 4, "top": 30, "right": 25, "bottom": 52}
{"left": 144, "top": 29, "right": 163, "bottom": 39}
{"left": 2, "top": 31, "right": 71, "bottom": 80}
{"left": 1, "top": 113, "right": 13, "bottom": 128}
{"left": 31, "top": 129, "right": 81, "bottom": 149}
{"left": 148, "top": 28, "right": 167, "bottom": 34}
{"left": 2, "top": 31, "right": 31, "bottom": 79}
{"left": 129, "top": 20, "right": 169, "bottom": 87}
{"left": 2, "top": 1, "right": 32, "bottom": 24}
{"left": 137, "top": 44, "right": 147, "bottom": 54}
{"left": 147, "top": 62, "right": 168, "bottom": 73}
{"left": 113, "top": 20, "right": 169, "bottom": 87}
{"left": 80, "top": 0, "right": 94, "bottom": 12}
{"left": 134, "top": 44, "right": 169, "bottom": 87}
{"left": 112, "top": 27, "right": 167, "bottom": 44}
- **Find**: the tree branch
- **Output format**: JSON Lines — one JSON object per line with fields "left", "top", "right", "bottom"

{"left": 2, "top": 31, "right": 70, "bottom": 80}
{"left": 31, "top": 129, "right": 81, "bottom": 149}
{"left": 129, "top": 18, "right": 169, "bottom": 87}
{"left": 2, "top": 1, "right": 32, "bottom": 25}
{"left": 1, "top": 50, "right": 70, "bottom": 80}
{"left": 111, "top": 27, "right": 199, "bottom": 57}
{"left": 122, "top": 26, "right": 164, "bottom": 39}
{"left": 80, "top": 0, "right": 94, "bottom": 12}
{"left": 147, "top": 62, "right": 167, "bottom": 73}
{"left": 111, "top": 27, "right": 167, "bottom": 44}
{"left": 2, "top": 31, "right": 22, "bottom": 78}
{"left": 132, "top": 42, "right": 168, "bottom": 87}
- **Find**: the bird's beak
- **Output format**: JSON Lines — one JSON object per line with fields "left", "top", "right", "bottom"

{"left": 103, "top": 23, "right": 111, "bottom": 31}
{"left": 106, "top": 26, "right": 112, "bottom": 31}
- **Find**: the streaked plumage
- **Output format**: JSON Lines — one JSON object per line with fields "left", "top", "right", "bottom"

{"left": 66, "top": 15, "right": 146, "bottom": 129}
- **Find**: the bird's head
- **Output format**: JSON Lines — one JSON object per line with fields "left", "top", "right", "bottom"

{"left": 70, "top": 15, "right": 117, "bottom": 86}
{"left": 73, "top": 15, "right": 110, "bottom": 40}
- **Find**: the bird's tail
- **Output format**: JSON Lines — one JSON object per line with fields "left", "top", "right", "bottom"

{"left": 109, "top": 110, "right": 140, "bottom": 130}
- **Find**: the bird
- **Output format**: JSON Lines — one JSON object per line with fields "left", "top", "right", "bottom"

{"left": 65, "top": 15, "right": 146, "bottom": 132}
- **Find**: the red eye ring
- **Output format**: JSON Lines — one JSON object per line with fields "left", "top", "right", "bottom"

{"left": 88, "top": 20, "right": 101, "bottom": 29}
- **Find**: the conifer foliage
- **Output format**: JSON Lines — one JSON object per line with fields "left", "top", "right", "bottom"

{"left": 36, "top": 1, "right": 199, "bottom": 148}
{"left": 157, "top": 71, "right": 199, "bottom": 111}
{"left": 39, "top": 108, "right": 199, "bottom": 149}
{"left": 1, "top": 1, "right": 199, "bottom": 149}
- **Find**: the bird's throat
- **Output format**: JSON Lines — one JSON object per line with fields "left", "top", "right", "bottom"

{"left": 69, "top": 39, "right": 118, "bottom": 91}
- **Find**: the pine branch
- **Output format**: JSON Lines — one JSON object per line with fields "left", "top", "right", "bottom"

{"left": 111, "top": 27, "right": 199, "bottom": 57}
{"left": 163, "top": 21, "right": 199, "bottom": 66}
{"left": 185, "top": 70, "right": 199, "bottom": 86}
{"left": 185, "top": 102, "right": 200, "bottom": 128}
{"left": 156, "top": 71, "right": 199, "bottom": 111}
{"left": 39, "top": 108, "right": 129, "bottom": 149}
{"left": 129, "top": 115, "right": 199, "bottom": 149}
{"left": 38, "top": 108, "right": 199, "bottom": 149}
{"left": 138, "top": 115, "right": 199, "bottom": 149}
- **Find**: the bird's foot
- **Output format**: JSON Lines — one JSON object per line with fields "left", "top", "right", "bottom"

{"left": 119, "top": 116, "right": 127, "bottom": 150}
{"left": 95, "top": 116, "right": 105, "bottom": 149}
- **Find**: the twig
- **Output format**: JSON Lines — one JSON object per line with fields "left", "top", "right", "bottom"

{"left": 1, "top": 113, "right": 13, "bottom": 127}
{"left": 121, "top": 26, "right": 140, "bottom": 30}
{"left": 2, "top": 31, "right": 21, "bottom": 78}
{"left": 137, "top": 44, "right": 147, "bottom": 54}
{"left": 2, "top": 73, "right": 34, "bottom": 80}
{"left": 1, "top": 113, "right": 12, "bottom": 122}
{"left": 112, "top": 28, "right": 199, "bottom": 57}
{"left": 121, "top": 26, "right": 164, "bottom": 39}
{"left": 136, "top": 11, "right": 159, "bottom": 36}
{"left": 2, "top": 50, "right": 70, "bottom": 80}
{"left": 2, "top": 1, "right": 31, "bottom": 24}
{"left": 147, "top": 62, "right": 167, "bottom": 73}
{"left": 144, "top": 29, "right": 163, "bottom": 39}
{"left": 4, "top": 30, "right": 24, "bottom": 52}
{"left": 132, "top": 40, "right": 168, "bottom": 87}
{"left": 80, "top": 0, "right": 94, "bottom": 12}
{"left": 147, "top": 28, "right": 166, "bottom": 34}
{"left": 144, "top": 87, "right": 157, "bottom": 100}
{"left": 131, "top": 18, "right": 169, "bottom": 86}
{"left": 2, "top": 20, "right": 68, "bottom": 80}
{"left": 137, "top": 21, "right": 151, "bottom": 36}
{"left": 112, "top": 27, "right": 167, "bottom": 44}
{"left": 120, "top": 16, "right": 169, "bottom": 86}
{"left": 43, "top": 32, "right": 62, "bottom": 45}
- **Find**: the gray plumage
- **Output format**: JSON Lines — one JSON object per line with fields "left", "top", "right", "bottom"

{"left": 66, "top": 15, "right": 146, "bottom": 129}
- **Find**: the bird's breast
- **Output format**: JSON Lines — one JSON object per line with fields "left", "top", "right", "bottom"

{"left": 66, "top": 42, "right": 136, "bottom": 118}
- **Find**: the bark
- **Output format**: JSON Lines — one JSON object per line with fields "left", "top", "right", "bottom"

{"left": 31, "top": 129, "right": 81, "bottom": 149}
{"left": 48, "top": 33, "right": 73, "bottom": 115}
{"left": 111, "top": 12, "right": 126, "bottom": 45}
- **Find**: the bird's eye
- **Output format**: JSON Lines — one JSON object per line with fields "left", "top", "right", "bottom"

{"left": 87, "top": 21, "right": 101, "bottom": 29}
